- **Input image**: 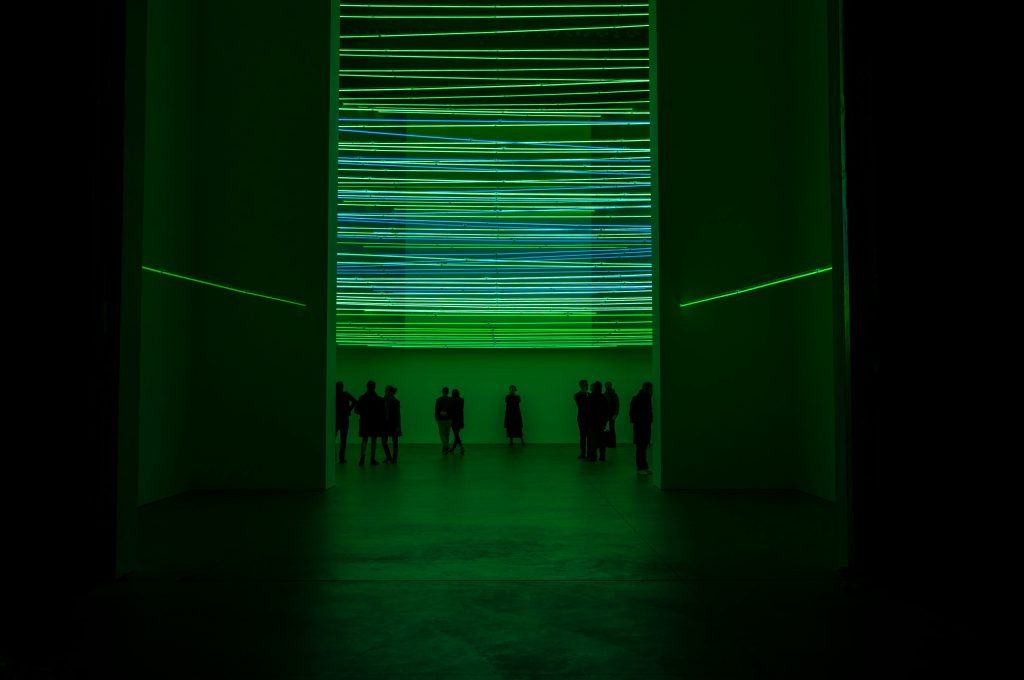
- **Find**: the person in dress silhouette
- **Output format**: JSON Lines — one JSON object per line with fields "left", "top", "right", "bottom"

{"left": 586, "top": 380, "right": 609, "bottom": 462}
{"left": 504, "top": 385, "right": 524, "bottom": 446}
{"left": 451, "top": 388, "right": 465, "bottom": 455}
{"left": 335, "top": 381, "right": 356, "bottom": 463}
{"left": 574, "top": 379, "right": 589, "bottom": 460}
{"left": 381, "top": 385, "right": 401, "bottom": 464}
{"left": 435, "top": 386, "right": 454, "bottom": 455}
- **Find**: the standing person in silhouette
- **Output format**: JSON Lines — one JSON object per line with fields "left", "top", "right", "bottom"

{"left": 574, "top": 379, "right": 589, "bottom": 460}
{"left": 451, "top": 388, "right": 465, "bottom": 455}
{"left": 435, "top": 386, "right": 454, "bottom": 455}
{"left": 504, "top": 385, "right": 525, "bottom": 446}
{"left": 381, "top": 385, "right": 401, "bottom": 464}
{"left": 604, "top": 381, "right": 620, "bottom": 449}
{"left": 586, "top": 380, "right": 609, "bottom": 462}
{"left": 629, "top": 381, "right": 654, "bottom": 475}
{"left": 335, "top": 381, "right": 357, "bottom": 464}
{"left": 354, "top": 380, "right": 384, "bottom": 467}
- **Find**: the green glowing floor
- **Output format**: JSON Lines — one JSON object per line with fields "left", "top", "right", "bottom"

{"left": 61, "top": 445, "right": 973, "bottom": 677}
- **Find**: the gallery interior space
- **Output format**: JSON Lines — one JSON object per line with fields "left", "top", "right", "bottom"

{"left": 3, "top": 1, "right": 995, "bottom": 677}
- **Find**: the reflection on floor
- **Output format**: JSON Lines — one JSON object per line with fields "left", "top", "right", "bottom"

{"left": 62, "top": 445, "right": 975, "bottom": 677}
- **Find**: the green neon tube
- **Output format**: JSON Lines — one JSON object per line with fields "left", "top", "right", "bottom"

{"left": 142, "top": 266, "right": 306, "bottom": 307}
{"left": 340, "top": 53, "right": 647, "bottom": 61}
{"left": 340, "top": 4, "right": 648, "bottom": 8}
{"left": 344, "top": 89, "right": 648, "bottom": 101}
{"left": 340, "top": 23, "right": 648, "bottom": 39}
{"left": 340, "top": 13, "right": 648, "bottom": 20}
{"left": 339, "top": 79, "right": 647, "bottom": 92}
{"left": 346, "top": 66, "right": 644, "bottom": 73}
{"left": 339, "top": 47, "right": 647, "bottom": 52}
{"left": 679, "top": 267, "right": 833, "bottom": 308}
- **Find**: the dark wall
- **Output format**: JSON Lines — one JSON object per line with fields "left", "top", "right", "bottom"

{"left": 652, "top": 0, "right": 841, "bottom": 499}
{"left": 131, "top": 0, "right": 337, "bottom": 497}
{"left": 842, "top": 1, "right": 992, "bottom": 638}
{"left": 2, "top": 0, "right": 128, "bottom": 670}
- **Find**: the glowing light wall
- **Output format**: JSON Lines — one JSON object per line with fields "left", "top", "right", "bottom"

{"left": 336, "top": 2, "right": 651, "bottom": 348}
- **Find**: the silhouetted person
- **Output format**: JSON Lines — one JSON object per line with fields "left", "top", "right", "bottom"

{"left": 354, "top": 380, "right": 384, "bottom": 467}
{"left": 381, "top": 385, "right": 401, "bottom": 464}
{"left": 435, "top": 386, "right": 454, "bottom": 455}
{"left": 505, "top": 385, "right": 524, "bottom": 446}
{"left": 604, "top": 381, "right": 620, "bottom": 448}
{"left": 336, "top": 381, "right": 356, "bottom": 463}
{"left": 574, "top": 378, "right": 589, "bottom": 459}
{"left": 586, "top": 380, "right": 608, "bottom": 462}
{"left": 451, "top": 388, "right": 465, "bottom": 455}
{"left": 629, "top": 382, "right": 654, "bottom": 475}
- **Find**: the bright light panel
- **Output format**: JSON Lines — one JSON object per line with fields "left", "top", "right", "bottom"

{"left": 336, "top": 2, "right": 651, "bottom": 348}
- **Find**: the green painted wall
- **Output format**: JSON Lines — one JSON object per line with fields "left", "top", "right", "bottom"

{"left": 651, "top": 0, "right": 839, "bottom": 498}
{"left": 133, "top": 0, "right": 336, "bottom": 501}
{"left": 337, "top": 347, "right": 652, "bottom": 445}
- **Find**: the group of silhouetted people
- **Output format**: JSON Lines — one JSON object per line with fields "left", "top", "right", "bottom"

{"left": 574, "top": 380, "right": 654, "bottom": 474}
{"left": 336, "top": 379, "right": 654, "bottom": 474}
{"left": 335, "top": 380, "right": 402, "bottom": 466}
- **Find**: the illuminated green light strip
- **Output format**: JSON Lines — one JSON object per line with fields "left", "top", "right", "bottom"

{"left": 341, "top": 53, "right": 647, "bottom": 62}
{"left": 348, "top": 66, "right": 644, "bottom": 73}
{"left": 340, "top": 24, "right": 648, "bottom": 39}
{"left": 343, "top": 74, "right": 634, "bottom": 82}
{"left": 339, "top": 106, "right": 626, "bottom": 117}
{"left": 339, "top": 47, "right": 647, "bottom": 53}
{"left": 340, "top": 3, "right": 648, "bottom": 7}
{"left": 339, "top": 79, "right": 647, "bottom": 92}
{"left": 344, "top": 88, "right": 648, "bottom": 101}
{"left": 679, "top": 267, "right": 833, "bottom": 308}
{"left": 340, "top": 13, "right": 648, "bottom": 20}
{"left": 142, "top": 266, "right": 306, "bottom": 307}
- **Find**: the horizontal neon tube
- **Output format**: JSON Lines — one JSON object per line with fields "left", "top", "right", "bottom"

{"left": 679, "top": 267, "right": 833, "bottom": 308}
{"left": 337, "top": 117, "right": 648, "bottom": 125}
{"left": 337, "top": 127, "right": 640, "bottom": 151}
{"left": 339, "top": 78, "right": 648, "bottom": 90}
{"left": 339, "top": 3, "right": 648, "bottom": 8}
{"left": 340, "top": 53, "right": 647, "bottom": 62}
{"left": 344, "top": 88, "right": 649, "bottom": 101}
{"left": 339, "top": 47, "right": 648, "bottom": 52}
{"left": 342, "top": 25, "right": 646, "bottom": 38}
{"left": 340, "top": 13, "right": 648, "bottom": 20}
{"left": 341, "top": 216, "right": 649, "bottom": 229}
{"left": 143, "top": 266, "right": 306, "bottom": 307}
{"left": 346, "top": 66, "right": 644, "bottom": 73}
{"left": 338, "top": 106, "right": 628, "bottom": 117}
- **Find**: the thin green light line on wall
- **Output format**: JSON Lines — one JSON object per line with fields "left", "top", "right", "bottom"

{"left": 142, "top": 266, "right": 306, "bottom": 307}
{"left": 679, "top": 267, "right": 833, "bottom": 309}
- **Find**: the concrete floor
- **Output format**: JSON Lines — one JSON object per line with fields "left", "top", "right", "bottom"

{"left": 54, "top": 445, "right": 977, "bottom": 677}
